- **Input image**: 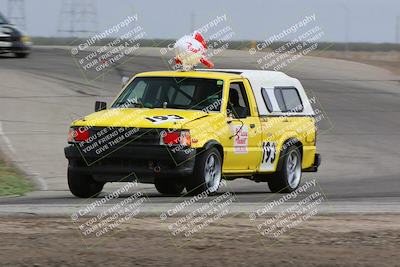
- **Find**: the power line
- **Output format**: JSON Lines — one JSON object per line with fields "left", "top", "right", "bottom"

{"left": 7, "top": 0, "right": 26, "bottom": 30}
{"left": 396, "top": 15, "right": 400, "bottom": 43}
{"left": 57, "top": 0, "right": 98, "bottom": 37}
{"left": 190, "top": 11, "right": 196, "bottom": 33}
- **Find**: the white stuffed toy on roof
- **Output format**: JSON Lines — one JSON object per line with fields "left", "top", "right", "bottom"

{"left": 174, "top": 31, "right": 214, "bottom": 71}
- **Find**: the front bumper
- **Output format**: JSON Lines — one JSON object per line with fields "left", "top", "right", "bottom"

{"left": 64, "top": 144, "right": 196, "bottom": 183}
{"left": 0, "top": 40, "right": 30, "bottom": 54}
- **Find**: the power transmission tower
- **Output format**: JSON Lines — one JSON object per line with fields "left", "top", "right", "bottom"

{"left": 7, "top": 0, "right": 26, "bottom": 30}
{"left": 58, "top": 0, "right": 98, "bottom": 37}
{"left": 190, "top": 11, "right": 196, "bottom": 33}
{"left": 396, "top": 15, "right": 400, "bottom": 43}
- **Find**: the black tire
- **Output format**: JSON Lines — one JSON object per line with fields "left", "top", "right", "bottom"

{"left": 185, "top": 147, "right": 222, "bottom": 196}
{"left": 14, "top": 52, "right": 28, "bottom": 58}
{"left": 154, "top": 177, "right": 184, "bottom": 196}
{"left": 268, "top": 145, "right": 302, "bottom": 193}
{"left": 68, "top": 167, "right": 104, "bottom": 198}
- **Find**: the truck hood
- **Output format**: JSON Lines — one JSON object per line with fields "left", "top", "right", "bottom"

{"left": 0, "top": 24, "right": 22, "bottom": 37}
{"left": 72, "top": 108, "right": 211, "bottom": 129}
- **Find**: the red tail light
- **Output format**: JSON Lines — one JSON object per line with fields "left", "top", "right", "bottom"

{"left": 161, "top": 131, "right": 191, "bottom": 146}
{"left": 163, "top": 132, "right": 180, "bottom": 145}
{"left": 68, "top": 128, "right": 90, "bottom": 142}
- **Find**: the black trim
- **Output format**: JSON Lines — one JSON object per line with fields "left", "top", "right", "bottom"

{"left": 303, "top": 153, "right": 321, "bottom": 172}
{"left": 261, "top": 87, "right": 273, "bottom": 112}
{"left": 199, "top": 70, "right": 243, "bottom": 75}
{"left": 203, "top": 140, "right": 223, "bottom": 158}
{"left": 259, "top": 114, "right": 315, "bottom": 118}
{"left": 203, "top": 140, "right": 221, "bottom": 150}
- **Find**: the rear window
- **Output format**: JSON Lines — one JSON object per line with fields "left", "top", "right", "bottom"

{"left": 261, "top": 88, "right": 273, "bottom": 112}
{"left": 274, "top": 87, "right": 303, "bottom": 112}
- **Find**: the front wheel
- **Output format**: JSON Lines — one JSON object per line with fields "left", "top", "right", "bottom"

{"left": 68, "top": 167, "right": 104, "bottom": 198}
{"left": 185, "top": 147, "right": 222, "bottom": 196}
{"left": 268, "top": 145, "right": 302, "bottom": 193}
{"left": 154, "top": 177, "right": 185, "bottom": 196}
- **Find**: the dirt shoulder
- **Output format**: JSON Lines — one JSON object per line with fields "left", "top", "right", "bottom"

{"left": 0, "top": 214, "right": 399, "bottom": 267}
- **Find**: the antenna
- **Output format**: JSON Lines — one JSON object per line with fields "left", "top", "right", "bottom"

{"left": 7, "top": 0, "right": 26, "bottom": 30}
{"left": 57, "top": 0, "right": 98, "bottom": 37}
{"left": 396, "top": 15, "right": 400, "bottom": 43}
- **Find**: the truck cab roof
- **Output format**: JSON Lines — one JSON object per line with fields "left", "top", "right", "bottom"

{"left": 135, "top": 70, "right": 242, "bottom": 79}
{"left": 135, "top": 69, "right": 315, "bottom": 116}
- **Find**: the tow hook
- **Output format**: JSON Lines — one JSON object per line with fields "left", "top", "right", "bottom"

{"left": 154, "top": 166, "right": 161, "bottom": 173}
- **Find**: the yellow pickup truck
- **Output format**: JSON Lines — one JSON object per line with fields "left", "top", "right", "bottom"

{"left": 64, "top": 69, "right": 321, "bottom": 198}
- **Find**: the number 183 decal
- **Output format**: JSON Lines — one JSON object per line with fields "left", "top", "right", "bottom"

{"left": 260, "top": 141, "right": 276, "bottom": 171}
{"left": 145, "top": 115, "right": 185, "bottom": 124}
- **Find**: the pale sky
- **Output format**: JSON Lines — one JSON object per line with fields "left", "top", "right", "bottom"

{"left": 0, "top": 0, "right": 399, "bottom": 43}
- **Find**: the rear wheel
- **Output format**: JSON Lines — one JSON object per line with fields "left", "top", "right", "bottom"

{"left": 185, "top": 147, "right": 222, "bottom": 196}
{"left": 68, "top": 167, "right": 104, "bottom": 198}
{"left": 154, "top": 177, "right": 185, "bottom": 196}
{"left": 268, "top": 145, "right": 302, "bottom": 193}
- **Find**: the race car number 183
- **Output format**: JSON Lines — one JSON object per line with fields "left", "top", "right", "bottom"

{"left": 145, "top": 115, "right": 185, "bottom": 124}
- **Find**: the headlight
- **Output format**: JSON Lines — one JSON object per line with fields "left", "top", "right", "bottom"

{"left": 20, "top": 35, "right": 31, "bottom": 44}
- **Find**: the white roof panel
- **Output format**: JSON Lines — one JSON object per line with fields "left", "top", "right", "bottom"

{"left": 200, "top": 69, "right": 315, "bottom": 116}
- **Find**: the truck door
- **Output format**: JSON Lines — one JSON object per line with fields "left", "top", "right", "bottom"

{"left": 223, "top": 80, "right": 262, "bottom": 171}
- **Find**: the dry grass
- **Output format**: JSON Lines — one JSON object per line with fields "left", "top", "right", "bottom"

{"left": 312, "top": 50, "right": 400, "bottom": 75}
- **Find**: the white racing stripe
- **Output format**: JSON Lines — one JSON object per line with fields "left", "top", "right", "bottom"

{"left": 0, "top": 121, "right": 48, "bottom": 190}
{"left": 0, "top": 121, "right": 17, "bottom": 155}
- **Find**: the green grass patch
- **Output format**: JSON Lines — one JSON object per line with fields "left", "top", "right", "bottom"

{"left": 0, "top": 158, "right": 33, "bottom": 196}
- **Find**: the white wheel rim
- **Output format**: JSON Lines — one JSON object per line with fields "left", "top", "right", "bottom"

{"left": 286, "top": 150, "right": 301, "bottom": 188}
{"left": 204, "top": 153, "right": 222, "bottom": 193}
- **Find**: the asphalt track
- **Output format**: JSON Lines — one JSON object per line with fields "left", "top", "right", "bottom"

{"left": 0, "top": 47, "right": 399, "bottom": 211}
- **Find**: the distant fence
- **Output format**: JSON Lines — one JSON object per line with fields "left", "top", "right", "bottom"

{"left": 31, "top": 37, "right": 400, "bottom": 52}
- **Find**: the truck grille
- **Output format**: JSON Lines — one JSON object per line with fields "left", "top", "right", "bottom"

{"left": 0, "top": 36, "right": 17, "bottom": 42}
{"left": 89, "top": 127, "right": 160, "bottom": 146}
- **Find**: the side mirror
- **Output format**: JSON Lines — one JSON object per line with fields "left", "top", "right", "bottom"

{"left": 121, "top": 76, "right": 130, "bottom": 88}
{"left": 95, "top": 101, "right": 107, "bottom": 112}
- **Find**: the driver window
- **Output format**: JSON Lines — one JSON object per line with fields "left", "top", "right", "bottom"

{"left": 228, "top": 82, "right": 250, "bottom": 118}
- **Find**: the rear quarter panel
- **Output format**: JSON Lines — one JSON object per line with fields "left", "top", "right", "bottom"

{"left": 259, "top": 116, "right": 316, "bottom": 172}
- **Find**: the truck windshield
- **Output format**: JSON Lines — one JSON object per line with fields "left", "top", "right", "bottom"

{"left": 112, "top": 77, "right": 224, "bottom": 111}
{"left": 0, "top": 13, "right": 9, "bottom": 24}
